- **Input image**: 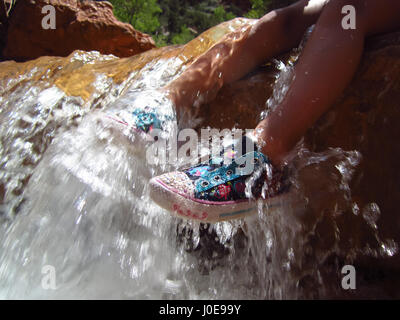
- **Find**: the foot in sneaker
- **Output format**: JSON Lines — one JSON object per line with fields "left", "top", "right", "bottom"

{"left": 149, "top": 135, "right": 288, "bottom": 222}
{"left": 106, "top": 89, "right": 177, "bottom": 143}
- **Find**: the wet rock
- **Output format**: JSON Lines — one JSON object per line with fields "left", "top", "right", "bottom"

{"left": 302, "top": 32, "right": 400, "bottom": 289}
{"left": 2, "top": 0, "right": 155, "bottom": 62}
{"left": 0, "top": 17, "right": 253, "bottom": 101}
{"left": 302, "top": 32, "right": 400, "bottom": 243}
{"left": 196, "top": 30, "right": 400, "bottom": 298}
{"left": 197, "top": 32, "right": 400, "bottom": 256}
{"left": 1, "top": 17, "right": 400, "bottom": 298}
{"left": 0, "top": 18, "right": 254, "bottom": 218}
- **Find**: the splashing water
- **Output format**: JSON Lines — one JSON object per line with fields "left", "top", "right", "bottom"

{"left": 0, "top": 45, "right": 397, "bottom": 299}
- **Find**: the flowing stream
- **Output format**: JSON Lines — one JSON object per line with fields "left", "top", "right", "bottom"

{"left": 0, "top": 45, "right": 396, "bottom": 299}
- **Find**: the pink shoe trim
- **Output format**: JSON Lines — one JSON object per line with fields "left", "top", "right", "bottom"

{"left": 155, "top": 178, "right": 250, "bottom": 206}
{"left": 105, "top": 115, "right": 153, "bottom": 140}
{"left": 105, "top": 115, "right": 129, "bottom": 126}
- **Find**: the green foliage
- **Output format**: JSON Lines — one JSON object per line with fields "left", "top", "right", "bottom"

{"left": 153, "top": 34, "right": 168, "bottom": 47}
{"left": 245, "top": 0, "right": 271, "bottom": 19}
{"left": 212, "top": 5, "right": 236, "bottom": 24}
{"left": 108, "top": 0, "right": 298, "bottom": 47}
{"left": 158, "top": 1, "right": 239, "bottom": 45}
{"left": 109, "top": 0, "right": 240, "bottom": 46}
{"left": 109, "top": 0, "right": 162, "bottom": 34}
{"left": 171, "top": 25, "right": 194, "bottom": 45}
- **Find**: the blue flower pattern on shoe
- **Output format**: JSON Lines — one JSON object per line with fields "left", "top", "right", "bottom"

{"left": 106, "top": 89, "right": 177, "bottom": 139}
{"left": 181, "top": 151, "right": 278, "bottom": 202}
{"left": 195, "top": 151, "right": 268, "bottom": 193}
{"left": 187, "top": 166, "right": 213, "bottom": 177}
{"left": 150, "top": 135, "right": 290, "bottom": 222}
{"left": 132, "top": 109, "right": 162, "bottom": 133}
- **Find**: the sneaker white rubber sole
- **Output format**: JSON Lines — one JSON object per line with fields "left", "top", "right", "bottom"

{"left": 149, "top": 175, "right": 291, "bottom": 223}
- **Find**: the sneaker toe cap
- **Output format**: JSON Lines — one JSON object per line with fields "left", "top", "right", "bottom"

{"left": 151, "top": 171, "right": 196, "bottom": 198}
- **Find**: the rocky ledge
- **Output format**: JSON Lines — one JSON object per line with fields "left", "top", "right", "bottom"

{"left": 1, "top": 16, "right": 400, "bottom": 297}
{"left": 1, "top": 0, "right": 155, "bottom": 61}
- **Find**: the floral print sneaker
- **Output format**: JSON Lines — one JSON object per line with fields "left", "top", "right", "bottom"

{"left": 106, "top": 89, "right": 177, "bottom": 143}
{"left": 150, "top": 136, "right": 289, "bottom": 222}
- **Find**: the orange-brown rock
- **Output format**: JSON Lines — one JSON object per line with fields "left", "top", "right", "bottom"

{"left": 2, "top": 0, "right": 155, "bottom": 62}
{"left": 196, "top": 31, "right": 400, "bottom": 298}
{"left": 1, "top": 17, "right": 400, "bottom": 297}
{"left": 304, "top": 34, "right": 400, "bottom": 249}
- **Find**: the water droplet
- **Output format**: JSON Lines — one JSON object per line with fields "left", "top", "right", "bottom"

{"left": 362, "top": 202, "right": 380, "bottom": 230}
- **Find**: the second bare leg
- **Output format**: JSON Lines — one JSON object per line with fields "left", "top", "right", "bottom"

{"left": 255, "top": 0, "right": 400, "bottom": 166}
{"left": 164, "top": 0, "right": 328, "bottom": 114}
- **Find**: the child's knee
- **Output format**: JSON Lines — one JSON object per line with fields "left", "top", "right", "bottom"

{"left": 321, "top": 0, "right": 369, "bottom": 33}
{"left": 276, "top": 0, "right": 326, "bottom": 36}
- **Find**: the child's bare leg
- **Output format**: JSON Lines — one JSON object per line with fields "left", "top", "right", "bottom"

{"left": 256, "top": 0, "right": 400, "bottom": 166}
{"left": 164, "top": 0, "right": 328, "bottom": 114}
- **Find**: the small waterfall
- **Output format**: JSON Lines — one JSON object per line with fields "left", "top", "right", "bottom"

{"left": 0, "top": 32, "right": 397, "bottom": 299}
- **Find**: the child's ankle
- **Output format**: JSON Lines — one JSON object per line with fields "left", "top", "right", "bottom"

{"left": 251, "top": 130, "right": 285, "bottom": 167}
